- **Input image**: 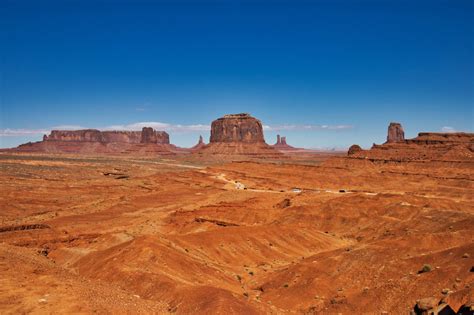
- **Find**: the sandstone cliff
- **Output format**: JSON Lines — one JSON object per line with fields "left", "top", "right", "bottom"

{"left": 386, "top": 122, "right": 405, "bottom": 143}
{"left": 15, "top": 127, "right": 174, "bottom": 155}
{"left": 209, "top": 113, "right": 265, "bottom": 143}
{"left": 348, "top": 123, "right": 473, "bottom": 161}
{"left": 196, "top": 113, "right": 281, "bottom": 157}
{"left": 44, "top": 128, "right": 169, "bottom": 144}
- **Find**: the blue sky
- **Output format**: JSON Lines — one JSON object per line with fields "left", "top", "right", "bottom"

{"left": 1, "top": 0, "right": 473, "bottom": 149}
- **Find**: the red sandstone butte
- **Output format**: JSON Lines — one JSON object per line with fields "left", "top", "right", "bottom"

{"left": 386, "top": 122, "right": 405, "bottom": 143}
{"left": 210, "top": 113, "right": 265, "bottom": 143}
{"left": 197, "top": 113, "right": 281, "bottom": 156}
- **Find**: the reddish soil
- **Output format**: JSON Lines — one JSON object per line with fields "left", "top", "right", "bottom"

{"left": 0, "top": 151, "right": 472, "bottom": 314}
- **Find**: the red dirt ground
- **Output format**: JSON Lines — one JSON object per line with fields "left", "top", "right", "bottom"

{"left": 0, "top": 152, "right": 472, "bottom": 314}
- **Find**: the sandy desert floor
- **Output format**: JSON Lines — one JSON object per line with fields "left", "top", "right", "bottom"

{"left": 0, "top": 153, "right": 472, "bottom": 314}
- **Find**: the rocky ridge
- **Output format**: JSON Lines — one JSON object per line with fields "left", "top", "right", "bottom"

{"left": 348, "top": 123, "right": 474, "bottom": 162}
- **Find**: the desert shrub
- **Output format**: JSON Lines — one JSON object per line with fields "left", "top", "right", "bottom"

{"left": 418, "top": 264, "right": 432, "bottom": 274}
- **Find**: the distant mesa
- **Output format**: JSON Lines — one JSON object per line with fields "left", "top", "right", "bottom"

{"left": 272, "top": 134, "right": 296, "bottom": 151}
{"left": 43, "top": 128, "right": 169, "bottom": 144}
{"left": 346, "top": 122, "right": 474, "bottom": 161}
{"left": 386, "top": 122, "right": 405, "bottom": 143}
{"left": 14, "top": 127, "right": 175, "bottom": 155}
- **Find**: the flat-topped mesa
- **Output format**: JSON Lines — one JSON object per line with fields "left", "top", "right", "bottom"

{"left": 386, "top": 122, "right": 405, "bottom": 143}
{"left": 210, "top": 113, "right": 265, "bottom": 143}
{"left": 407, "top": 132, "right": 474, "bottom": 145}
{"left": 347, "top": 122, "right": 474, "bottom": 161}
{"left": 44, "top": 127, "right": 169, "bottom": 144}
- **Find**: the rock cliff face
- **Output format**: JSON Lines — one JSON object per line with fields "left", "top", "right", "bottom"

{"left": 15, "top": 127, "right": 174, "bottom": 155}
{"left": 347, "top": 123, "right": 474, "bottom": 161}
{"left": 210, "top": 113, "right": 265, "bottom": 143}
{"left": 140, "top": 127, "right": 170, "bottom": 144}
{"left": 386, "top": 122, "right": 405, "bottom": 143}
{"left": 44, "top": 128, "right": 169, "bottom": 144}
{"left": 195, "top": 113, "right": 282, "bottom": 157}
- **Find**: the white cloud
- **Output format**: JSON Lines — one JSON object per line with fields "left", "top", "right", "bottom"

{"left": 441, "top": 126, "right": 457, "bottom": 133}
{"left": 1, "top": 122, "right": 352, "bottom": 137}
{"left": 263, "top": 124, "right": 353, "bottom": 131}
{"left": 51, "top": 125, "right": 86, "bottom": 130}
{"left": 0, "top": 128, "right": 49, "bottom": 136}
{"left": 101, "top": 122, "right": 211, "bottom": 132}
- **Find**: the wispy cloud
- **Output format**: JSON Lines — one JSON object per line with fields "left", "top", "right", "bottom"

{"left": 102, "top": 122, "right": 211, "bottom": 132}
{"left": 441, "top": 126, "right": 457, "bottom": 133}
{"left": 0, "top": 122, "right": 211, "bottom": 136}
{"left": 263, "top": 124, "right": 353, "bottom": 131}
{"left": 51, "top": 125, "right": 86, "bottom": 130}
{"left": 0, "top": 128, "right": 50, "bottom": 136}
{"left": 1, "top": 122, "right": 352, "bottom": 137}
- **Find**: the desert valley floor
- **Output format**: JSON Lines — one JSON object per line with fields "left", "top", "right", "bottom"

{"left": 0, "top": 153, "right": 473, "bottom": 314}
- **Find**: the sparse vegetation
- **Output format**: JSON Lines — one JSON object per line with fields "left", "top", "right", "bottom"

{"left": 418, "top": 264, "right": 433, "bottom": 274}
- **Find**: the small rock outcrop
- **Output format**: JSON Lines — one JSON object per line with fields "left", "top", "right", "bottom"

{"left": 347, "top": 144, "right": 362, "bottom": 156}
{"left": 210, "top": 113, "right": 265, "bottom": 143}
{"left": 386, "top": 122, "right": 405, "bottom": 143}
{"left": 414, "top": 297, "right": 438, "bottom": 314}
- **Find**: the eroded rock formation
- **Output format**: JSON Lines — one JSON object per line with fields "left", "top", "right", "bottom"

{"left": 272, "top": 134, "right": 296, "bottom": 151}
{"left": 190, "top": 135, "right": 206, "bottom": 151}
{"left": 15, "top": 127, "right": 174, "bottom": 155}
{"left": 346, "top": 122, "right": 473, "bottom": 161}
{"left": 140, "top": 127, "right": 170, "bottom": 144}
{"left": 44, "top": 128, "right": 169, "bottom": 144}
{"left": 196, "top": 113, "right": 281, "bottom": 157}
{"left": 347, "top": 144, "right": 362, "bottom": 156}
{"left": 210, "top": 113, "right": 265, "bottom": 143}
{"left": 386, "top": 122, "right": 405, "bottom": 143}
